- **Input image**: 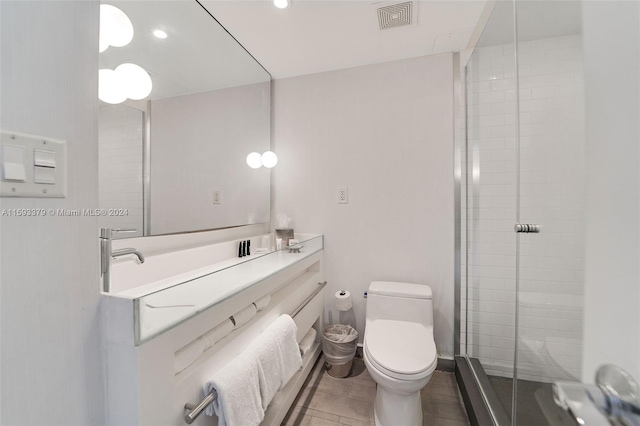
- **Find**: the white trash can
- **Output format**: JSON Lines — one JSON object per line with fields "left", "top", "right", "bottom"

{"left": 322, "top": 324, "right": 358, "bottom": 378}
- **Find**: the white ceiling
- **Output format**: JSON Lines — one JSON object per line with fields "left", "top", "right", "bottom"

{"left": 201, "top": 0, "right": 487, "bottom": 79}
{"left": 100, "top": 0, "right": 269, "bottom": 100}
{"left": 477, "top": 0, "right": 582, "bottom": 47}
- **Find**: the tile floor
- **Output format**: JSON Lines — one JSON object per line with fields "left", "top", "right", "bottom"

{"left": 282, "top": 356, "right": 470, "bottom": 426}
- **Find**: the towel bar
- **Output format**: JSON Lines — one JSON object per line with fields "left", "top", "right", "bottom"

{"left": 183, "top": 280, "right": 328, "bottom": 424}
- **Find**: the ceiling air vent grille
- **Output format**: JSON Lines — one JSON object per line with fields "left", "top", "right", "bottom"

{"left": 377, "top": 2, "right": 412, "bottom": 30}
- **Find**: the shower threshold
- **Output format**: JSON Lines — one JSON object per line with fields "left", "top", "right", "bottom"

{"left": 455, "top": 356, "right": 576, "bottom": 426}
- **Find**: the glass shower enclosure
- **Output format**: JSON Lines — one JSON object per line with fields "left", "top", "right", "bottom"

{"left": 458, "top": 0, "right": 585, "bottom": 424}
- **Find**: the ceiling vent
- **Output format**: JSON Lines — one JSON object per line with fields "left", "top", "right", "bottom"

{"left": 377, "top": 2, "right": 413, "bottom": 30}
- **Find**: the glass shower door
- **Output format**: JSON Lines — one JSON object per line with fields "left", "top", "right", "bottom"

{"left": 462, "top": 1, "right": 587, "bottom": 425}
{"left": 513, "top": 1, "right": 586, "bottom": 425}
{"left": 463, "top": 0, "right": 518, "bottom": 423}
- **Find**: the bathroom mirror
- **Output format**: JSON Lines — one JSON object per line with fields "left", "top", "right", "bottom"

{"left": 98, "top": 0, "right": 271, "bottom": 238}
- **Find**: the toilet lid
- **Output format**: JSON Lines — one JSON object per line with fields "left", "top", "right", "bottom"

{"left": 365, "top": 320, "right": 437, "bottom": 378}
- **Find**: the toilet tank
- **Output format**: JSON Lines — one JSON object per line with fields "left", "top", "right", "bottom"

{"left": 366, "top": 281, "right": 433, "bottom": 328}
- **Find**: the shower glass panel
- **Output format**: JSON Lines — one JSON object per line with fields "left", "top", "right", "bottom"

{"left": 514, "top": 1, "right": 585, "bottom": 425}
{"left": 463, "top": 0, "right": 517, "bottom": 423}
{"left": 461, "top": 1, "right": 586, "bottom": 425}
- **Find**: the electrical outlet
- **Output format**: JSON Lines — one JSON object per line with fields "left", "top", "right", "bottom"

{"left": 212, "top": 190, "right": 221, "bottom": 204}
{"left": 338, "top": 186, "right": 348, "bottom": 204}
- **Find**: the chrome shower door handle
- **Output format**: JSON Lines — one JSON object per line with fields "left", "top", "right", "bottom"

{"left": 514, "top": 224, "right": 541, "bottom": 233}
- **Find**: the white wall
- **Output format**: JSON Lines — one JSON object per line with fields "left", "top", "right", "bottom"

{"left": 150, "top": 82, "right": 271, "bottom": 235}
{"left": 463, "top": 34, "right": 586, "bottom": 383}
{"left": 98, "top": 104, "right": 144, "bottom": 237}
{"left": 0, "top": 1, "right": 104, "bottom": 424}
{"left": 272, "top": 55, "right": 456, "bottom": 357}
{"left": 582, "top": 0, "right": 640, "bottom": 382}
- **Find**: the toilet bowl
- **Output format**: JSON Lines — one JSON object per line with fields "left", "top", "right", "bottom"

{"left": 363, "top": 282, "right": 438, "bottom": 426}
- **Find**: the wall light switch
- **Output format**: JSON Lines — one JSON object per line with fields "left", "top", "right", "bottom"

{"left": 212, "top": 190, "right": 221, "bottom": 204}
{"left": 34, "top": 149, "right": 56, "bottom": 168}
{"left": 2, "top": 144, "right": 27, "bottom": 182}
{"left": 34, "top": 166, "right": 56, "bottom": 184}
{"left": 0, "top": 131, "right": 66, "bottom": 197}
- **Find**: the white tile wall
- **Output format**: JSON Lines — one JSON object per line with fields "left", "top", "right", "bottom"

{"left": 461, "top": 34, "right": 585, "bottom": 383}
{"left": 98, "top": 104, "right": 144, "bottom": 237}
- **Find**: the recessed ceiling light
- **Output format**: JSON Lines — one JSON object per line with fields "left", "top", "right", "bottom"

{"left": 153, "top": 29, "right": 168, "bottom": 39}
{"left": 273, "top": 0, "right": 290, "bottom": 9}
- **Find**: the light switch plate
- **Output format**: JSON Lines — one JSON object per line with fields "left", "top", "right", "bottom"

{"left": 0, "top": 131, "right": 67, "bottom": 197}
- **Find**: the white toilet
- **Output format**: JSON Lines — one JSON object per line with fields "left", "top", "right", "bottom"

{"left": 363, "top": 281, "right": 437, "bottom": 426}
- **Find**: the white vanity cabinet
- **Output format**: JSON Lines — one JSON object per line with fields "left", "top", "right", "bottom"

{"left": 102, "top": 236, "right": 324, "bottom": 425}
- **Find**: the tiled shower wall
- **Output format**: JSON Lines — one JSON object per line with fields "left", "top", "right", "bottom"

{"left": 461, "top": 34, "right": 585, "bottom": 383}
{"left": 98, "top": 105, "right": 144, "bottom": 237}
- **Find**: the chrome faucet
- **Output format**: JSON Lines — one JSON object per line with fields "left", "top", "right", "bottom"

{"left": 100, "top": 228, "right": 144, "bottom": 293}
{"left": 112, "top": 247, "right": 145, "bottom": 264}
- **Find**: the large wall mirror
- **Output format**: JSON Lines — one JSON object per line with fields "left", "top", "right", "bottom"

{"left": 98, "top": 0, "right": 271, "bottom": 238}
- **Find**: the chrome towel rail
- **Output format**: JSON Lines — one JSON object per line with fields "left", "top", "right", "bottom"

{"left": 291, "top": 281, "right": 327, "bottom": 318}
{"left": 183, "top": 280, "right": 328, "bottom": 424}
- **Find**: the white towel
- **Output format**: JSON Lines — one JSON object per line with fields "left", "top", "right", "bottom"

{"left": 252, "top": 295, "right": 271, "bottom": 312}
{"left": 252, "top": 331, "right": 283, "bottom": 409}
{"left": 231, "top": 304, "right": 257, "bottom": 329}
{"left": 268, "top": 315, "right": 302, "bottom": 385}
{"left": 204, "top": 351, "right": 264, "bottom": 426}
{"left": 174, "top": 319, "right": 234, "bottom": 374}
{"left": 298, "top": 327, "right": 317, "bottom": 357}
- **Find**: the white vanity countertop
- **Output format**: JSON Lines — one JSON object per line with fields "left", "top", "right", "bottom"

{"left": 104, "top": 234, "right": 323, "bottom": 343}
{"left": 110, "top": 233, "right": 320, "bottom": 297}
{"left": 116, "top": 251, "right": 270, "bottom": 299}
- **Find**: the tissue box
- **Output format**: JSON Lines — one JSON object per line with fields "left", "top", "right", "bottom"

{"left": 276, "top": 228, "right": 294, "bottom": 245}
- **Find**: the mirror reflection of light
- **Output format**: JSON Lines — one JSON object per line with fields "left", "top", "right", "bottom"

{"left": 98, "top": 64, "right": 153, "bottom": 104}
{"left": 99, "top": 4, "right": 134, "bottom": 53}
{"left": 98, "top": 69, "right": 127, "bottom": 104}
{"left": 153, "top": 29, "right": 168, "bottom": 39}
{"left": 274, "top": 0, "right": 290, "bottom": 9}
{"left": 115, "top": 63, "right": 153, "bottom": 100}
{"left": 246, "top": 152, "right": 263, "bottom": 169}
{"left": 261, "top": 151, "right": 278, "bottom": 168}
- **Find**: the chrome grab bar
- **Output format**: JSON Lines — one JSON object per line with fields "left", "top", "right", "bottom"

{"left": 184, "top": 390, "right": 217, "bottom": 424}
{"left": 291, "top": 281, "right": 327, "bottom": 318}
{"left": 183, "top": 280, "right": 328, "bottom": 424}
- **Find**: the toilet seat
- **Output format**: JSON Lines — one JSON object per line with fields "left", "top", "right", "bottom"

{"left": 364, "top": 320, "right": 437, "bottom": 381}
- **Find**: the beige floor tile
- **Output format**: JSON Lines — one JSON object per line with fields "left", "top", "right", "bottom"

{"left": 422, "top": 415, "right": 471, "bottom": 426}
{"left": 424, "top": 372, "right": 461, "bottom": 399}
{"left": 308, "top": 416, "right": 343, "bottom": 426}
{"left": 296, "top": 387, "right": 374, "bottom": 423}
{"left": 339, "top": 415, "right": 375, "bottom": 426}
{"left": 284, "top": 358, "right": 470, "bottom": 426}
{"left": 422, "top": 394, "right": 469, "bottom": 424}
{"left": 307, "top": 368, "right": 377, "bottom": 404}
{"left": 305, "top": 408, "right": 341, "bottom": 422}
{"left": 282, "top": 408, "right": 312, "bottom": 426}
